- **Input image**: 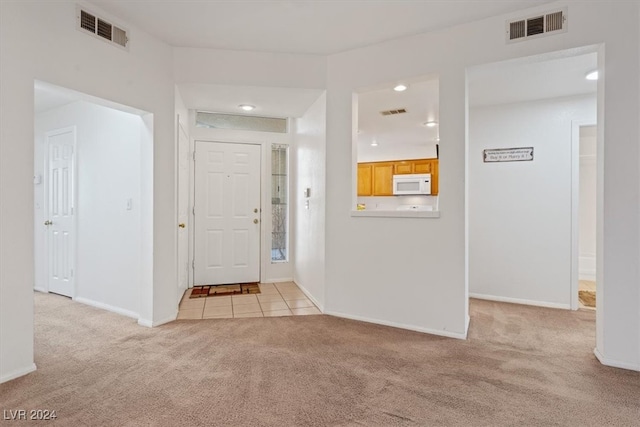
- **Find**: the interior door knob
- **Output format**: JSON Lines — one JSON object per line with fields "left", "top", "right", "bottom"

{"left": 44, "top": 220, "right": 52, "bottom": 226}
{"left": 253, "top": 219, "right": 259, "bottom": 224}
{"left": 254, "top": 208, "right": 259, "bottom": 213}
{"left": 178, "top": 223, "right": 186, "bottom": 228}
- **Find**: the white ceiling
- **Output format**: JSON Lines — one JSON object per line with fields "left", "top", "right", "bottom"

{"left": 357, "top": 78, "right": 439, "bottom": 161}
{"left": 34, "top": 81, "right": 150, "bottom": 116}
{"left": 468, "top": 52, "right": 598, "bottom": 107}
{"left": 88, "top": 0, "right": 555, "bottom": 55}
{"left": 34, "top": 82, "right": 79, "bottom": 114}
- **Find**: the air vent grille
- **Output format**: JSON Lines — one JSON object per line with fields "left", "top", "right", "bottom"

{"left": 77, "top": 7, "right": 128, "bottom": 50}
{"left": 509, "top": 20, "right": 525, "bottom": 40}
{"left": 526, "top": 16, "right": 544, "bottom": 36}
{"left": 112, "top": 26, "right": 127, "bottom": 47}
{"left": 97, "top": 19, "right": 112, "bottom": 40}
{"left": 80, "top": 10, "right": 96, "bottom": 33}
{"left": 546, "top": 11, "right": 564, "bottom": 32}
{"left": 506, "top": 8, "right": 567, "bottom": 43}
{"left": 380, "top": 108, "right": 407, "bottom": 116}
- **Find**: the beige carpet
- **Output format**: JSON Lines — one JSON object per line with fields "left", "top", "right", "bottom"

{"left": 1, "top": 293, "right": 639, "bottom": 426}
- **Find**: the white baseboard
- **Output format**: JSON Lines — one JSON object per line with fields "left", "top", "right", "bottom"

{"left": 34, "top": 286, "right": 47, "bottom": 293}
{"left": 261, "top": 277, "right": 294, "bottom": 284}
{"left": 465, "top": 314, "right": 471, "bottom": 336}
{"left": 469, "top": 293, "right": 570, "bottom": 310}
{"left": 138, "top": 313, "right": 177, "bottom": 328}
{"left": 74, "top": 297, "right": 139, "bottom": 319}
{"left": 324, "top": 310, "right": 467, "bottom": 340}
{"left": 594, "top": 348, "right": 640, "bottom": 372}
{"left": 0, "top": 363, "right": 37, "bottom": 384}
{"left": 137, "top": 319, "right": 153, "bottom": 328}
{"left": 293, "top": 282, "right": 324, "bottom": 312}
{"left": 177, "top": 289, "right": 186, "bottom": 304}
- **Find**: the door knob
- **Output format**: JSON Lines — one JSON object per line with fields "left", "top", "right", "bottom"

{"left": 254, "top": 208, "right": 259, "bottom": 213}
{"left": 253, "top": 219, "right": 259, "bottom": 224}
{"left": 178, "top": 223, "right": 186, "bottom": 229}
{"left": 44, "top": 220, "right": 52, "bottom": 226}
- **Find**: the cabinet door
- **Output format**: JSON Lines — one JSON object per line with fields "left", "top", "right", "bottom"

{"left": 373, "top": 163, "right": 394, "bottom": 196}
{"left": 431, "top": 160, "right": 439, "bottom": 195}
{"left": 413, "top": 160, "right": 432, "bottom": 174}
{"left": 394, "top": 162, "right": 413, "bottom": 175}
{"left": 357, "top": 164, "right": 373, "bottom": 196}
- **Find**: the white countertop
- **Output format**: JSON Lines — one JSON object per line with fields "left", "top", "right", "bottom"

{"left": 350, "top": 209, "right": 440, "bottom": 218}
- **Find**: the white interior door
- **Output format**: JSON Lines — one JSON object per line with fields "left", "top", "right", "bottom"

{"left": 46, "top": 127, "right": 76, "bottom": 297}
{"left": 177, "top": 120, "right": 190, "bottom": 297}
{"left": 194, "top": 141, "right": 261, "bottom": 285}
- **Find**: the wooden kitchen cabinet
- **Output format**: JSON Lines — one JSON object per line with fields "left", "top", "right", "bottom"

{"left": 394, "top": 161, "right": 413, "bottom": 175}
{"left": 413, "top": 160, "right": 432, "bottom": 174}
{"left": 373, "top": 163, "right": 394, "bottom": 196}
{"left": 357, "top": 158, "right": 439, "bottom": 196}
{"left": 357, "top": 164, "right": 373, "bottom": 196}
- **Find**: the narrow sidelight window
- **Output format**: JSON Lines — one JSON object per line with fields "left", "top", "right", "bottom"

{"left": 271, "top": 144, "right": 289, "bottom": 262}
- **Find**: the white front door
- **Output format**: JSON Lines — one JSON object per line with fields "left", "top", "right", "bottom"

{"left": 177, "top": 119, "right": 190, "bottom": 297}
{"left": 46, "top": 127, "right": 76, "bottom": 297}
{"left": 194, "top": 141, "right": 261, "bottom": 285}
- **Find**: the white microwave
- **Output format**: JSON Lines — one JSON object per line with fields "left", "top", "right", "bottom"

{"left": 393, "top": 174, "right": 432, "bottom": 195}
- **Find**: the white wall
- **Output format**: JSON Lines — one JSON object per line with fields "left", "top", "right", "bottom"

{"left": 292, "top": 93, "right": 327, "bottom": 309}
{"left": 579, "top": 125, "right": 597, "bottom": 281}
{"left": 0, "top": 0, "right": 176, "bottom": 382}
{"left": 324, "top": 0, "right": 640, "bottom": 369}
{"left": 469, "top": 95, "right": 596, "bottom": 308}
{"left": 173, "top": 48, "right": 326, "bottom": 90}
{"left": 35, "top": 101, "right": 143, "bottom": 317}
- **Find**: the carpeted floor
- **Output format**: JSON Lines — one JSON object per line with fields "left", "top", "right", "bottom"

{"left": 1, "top": 293, "right": 639, "bottom": 426}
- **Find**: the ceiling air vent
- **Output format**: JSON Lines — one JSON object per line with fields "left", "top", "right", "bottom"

{"left": 380, "top": 108, "right": 407, "bottom": 116}
{"left": 76, "top": 6, "right": 129, "bottom": 50}
{"left": 506, "top": 7, "right": 567, "bottom": 43}
{"left": 80, "top": 10, "right": 96, "bottom": 33}
{"left": 97, "top": 19, "right": 112, "bottom": 41}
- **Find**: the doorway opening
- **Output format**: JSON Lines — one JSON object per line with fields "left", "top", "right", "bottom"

{"left": 33, "top": 80, "right": 153, "bottom": 319}
{"left": 574, "top": 124, "right": 597, "bottom": 311}
{"left": 466, "top": 48, "right": 600, "bottom": 314}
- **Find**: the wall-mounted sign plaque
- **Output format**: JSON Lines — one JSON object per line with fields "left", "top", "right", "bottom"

{"left": 483, "top": 147, "right": 533, "bottom": 163}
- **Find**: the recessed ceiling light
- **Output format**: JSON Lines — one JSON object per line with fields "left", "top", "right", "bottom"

{"left": 422, "top": 121, "right": 438, "bottom": 127}
{"left": 239, "top": 104, "right": 255, "bottom": 111}
{"left": 393, "top": 84, "right": 408, "bottom": 92}
{"left": 585, "top": 70, "right": 598, "bottom": 81}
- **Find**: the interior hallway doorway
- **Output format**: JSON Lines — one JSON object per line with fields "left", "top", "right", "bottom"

{"left": 33, "top": 80, "right": 153, "bottom": 320}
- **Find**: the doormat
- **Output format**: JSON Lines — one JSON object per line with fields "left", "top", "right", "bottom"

{"left": 578, "top": 290, "right": 596, "bottom": 308}
{"left": 189, "top": 283, "right": 260, "bottom": 299}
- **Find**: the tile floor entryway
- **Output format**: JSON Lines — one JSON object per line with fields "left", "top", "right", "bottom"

{"left": 177, "top": 282, "right": 321, "bottom": 320}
